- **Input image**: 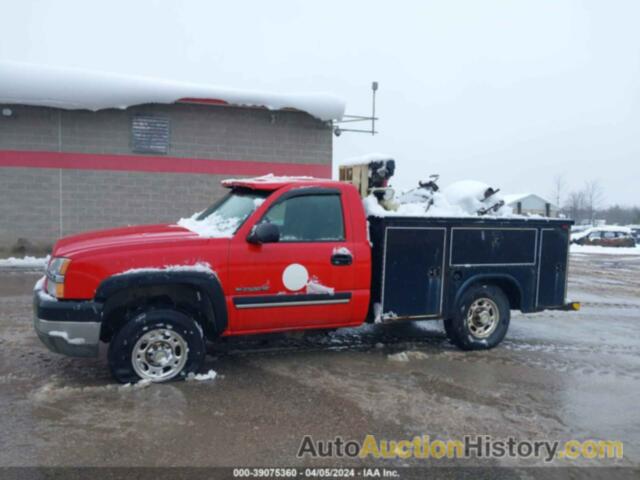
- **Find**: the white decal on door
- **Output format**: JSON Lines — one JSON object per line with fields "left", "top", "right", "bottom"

{"left": 282, "top": 263, "right": 309, "bottom": 291}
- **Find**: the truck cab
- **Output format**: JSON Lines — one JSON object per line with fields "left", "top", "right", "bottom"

{"left": 34, "top": 177, "right": 371, "bottom": 382}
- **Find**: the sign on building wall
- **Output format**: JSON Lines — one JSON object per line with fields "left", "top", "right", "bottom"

{"left": 131, "top": 115, "right": 170, "bottom": 154}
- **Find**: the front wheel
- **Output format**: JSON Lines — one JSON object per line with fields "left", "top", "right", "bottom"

{"left": 108, "top": 309, "right": 206, "bottom": 383}
{"left": 444, "top": 285, "right": 510, "bottom": 350}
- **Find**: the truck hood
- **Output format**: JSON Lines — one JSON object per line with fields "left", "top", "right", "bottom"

{"left": 53, "top": 224, "right": 209, "bottom": 257}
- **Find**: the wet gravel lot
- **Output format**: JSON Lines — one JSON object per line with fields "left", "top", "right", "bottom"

{"left": 0, "top": 253, "right": 639, "bottom": 474}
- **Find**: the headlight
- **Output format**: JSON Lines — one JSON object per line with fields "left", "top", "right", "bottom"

{"left": 46, "top": 257, "right": 71, "bottom": 298}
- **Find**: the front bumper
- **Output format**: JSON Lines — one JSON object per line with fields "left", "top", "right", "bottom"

{"left": 33, "top": 278, "right": 102, "bottom": 357}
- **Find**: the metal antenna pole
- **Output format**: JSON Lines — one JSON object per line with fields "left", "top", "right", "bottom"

{"left": 333, "top": 81, "right": 380, "bottom": 136}
{"left": 371, "top": 81, "right": 378, "bottom": 135}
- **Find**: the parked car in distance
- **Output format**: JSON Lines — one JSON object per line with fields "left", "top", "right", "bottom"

{"left": 627, "top": 225, "right": 640, "bottom": 243}
{"left": 572, "top": 226, "right": 636, "bottom": 247}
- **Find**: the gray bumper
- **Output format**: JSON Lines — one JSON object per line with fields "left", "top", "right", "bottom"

{"left": 33, "top": 316, "right": 101, "bottom": 357}
{"left": 33, "top": 278, "right": 102, "bottom": 357}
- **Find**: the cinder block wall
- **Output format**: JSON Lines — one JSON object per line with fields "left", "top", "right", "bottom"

{"left": 0, "top": 103, "right": 333, "bottom": 255}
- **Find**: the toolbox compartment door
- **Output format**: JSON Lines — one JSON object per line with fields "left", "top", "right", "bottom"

{"left": 537, "top": 228, "right": 569, "bottom": 307}
{"left": 382, "top": 227, "right": 446, "bottom": 318}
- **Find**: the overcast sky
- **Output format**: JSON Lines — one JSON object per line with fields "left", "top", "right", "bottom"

{"left": 2, "top": 0, "right": 639, "bottom": 206}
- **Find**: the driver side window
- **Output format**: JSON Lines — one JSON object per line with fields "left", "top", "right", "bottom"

{"left": 262, "top": 194, "right": 345, "bottom": 242}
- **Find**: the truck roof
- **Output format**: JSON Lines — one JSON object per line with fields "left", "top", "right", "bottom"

{"left": 221, "top": 174, "right": 343, "bottom": 191}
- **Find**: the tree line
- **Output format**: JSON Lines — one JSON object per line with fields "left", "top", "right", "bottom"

{"left": 551, "top": 175, "right": 640, "bottom": 225}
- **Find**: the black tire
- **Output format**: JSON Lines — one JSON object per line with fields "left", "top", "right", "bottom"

{"left": 108, "top": 309, "right": 206, "bottom": 384}
{"left": 444, "top": 284, "right": 510, "bottom": 351}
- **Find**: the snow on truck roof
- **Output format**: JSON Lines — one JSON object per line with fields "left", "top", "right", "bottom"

{"left": 0, "top": 61, "right": 346, "bottom": 121}
{"left": 221, "top": 174, "right": 338, "bottom": 190}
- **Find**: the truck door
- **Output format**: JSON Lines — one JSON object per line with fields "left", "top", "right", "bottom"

{"left": 381, "top": 227, "right": 446, "bottom": 318}
{"left": 227, "top": 188, "right": 358, "bottom": 333}
{"left": 537, "top": 228, "right": 569, "bottom": 307}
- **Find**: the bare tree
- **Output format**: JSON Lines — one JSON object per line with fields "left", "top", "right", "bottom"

{"left": 565, "top": 190, "right": 585, "bottom": 222}
{"left": 583, "top": 180, "right": 605, "bottom": 223}
{"left": 550, "top": 173, "right": 566, "bottom": 209}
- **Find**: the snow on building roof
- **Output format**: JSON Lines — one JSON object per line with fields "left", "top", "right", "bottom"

{"left": 0, "top": 61, "right": 346, "bottom": 121}
{"left": 503, "top": 193, "right": 556, "bottom": 208}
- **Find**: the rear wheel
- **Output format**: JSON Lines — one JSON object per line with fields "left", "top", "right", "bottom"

{"left": 108, "top": 309, "right": 206, "bottom": 383}
{"left": 444, "top": 284, "right": 510, "bottom": 350}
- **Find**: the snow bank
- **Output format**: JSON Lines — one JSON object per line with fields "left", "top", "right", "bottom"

{"left": 0, "top": 61, "right": 345, "bottom": 121}
{"left": 0, "top": 256, "right": 48, "bottom": 269}
{"left": 177, "top": 212, "right": 240, "bottom": 238}
{"left": 570, "top": 245, "right": 640, "bottom": 255}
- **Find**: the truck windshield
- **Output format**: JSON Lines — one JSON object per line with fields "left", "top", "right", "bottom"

{"left": 186, "top": 189, "right": 270, "bottom": 237}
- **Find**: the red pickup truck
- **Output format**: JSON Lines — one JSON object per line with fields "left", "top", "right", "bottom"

{"left": 34, "top": 174, "right": 575, "bottom": 383}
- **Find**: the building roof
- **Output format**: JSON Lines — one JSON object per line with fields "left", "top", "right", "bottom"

{"left": 503, "top": 193, "right": 557, "bottom": 208}
{"left": 0, "top": 61, "right": 346, "bottom": 121}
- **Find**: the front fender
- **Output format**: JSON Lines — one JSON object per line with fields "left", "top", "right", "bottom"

{"left": 95, "top": 270, "right": 228, "bottom": 337}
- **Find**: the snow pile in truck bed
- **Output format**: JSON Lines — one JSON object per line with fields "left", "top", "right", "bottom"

{"left": 365, "top": 180, "right": 515, "bottom": 218}
{"left": 0, "top": 61, "right": 346, "bottom": 121}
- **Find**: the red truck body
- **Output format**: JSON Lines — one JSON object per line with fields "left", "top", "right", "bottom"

{"left": 46, "top": 178, "right": 371, "bottom": 335}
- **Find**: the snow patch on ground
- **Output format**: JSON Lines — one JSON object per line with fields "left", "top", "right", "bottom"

{"left": 387, "top": 351, "right": 430, "bottom": 362}
{"left": 32, "top": 379, "right": 153, "bottom": 402}
{"left": 120, "top": 379, "right": 153, "bottom": 389}
{"left": 570, "top": 245, "right": 640, "bottom": 255}
{"left": 187, "top": 370, "right": 218, "bottom": 382}
{"left": 0, "top": 61, "right": 345, "bottom": 121}
{"left": 0, "top": 256, "right": 48, "bottom": 269}
{"left": 387, "top": 352, "right": 410, "bottom": 362}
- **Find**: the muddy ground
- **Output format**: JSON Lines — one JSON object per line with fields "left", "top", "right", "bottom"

{"left": 0, "top": 253, "right": 638, "bottom": 475}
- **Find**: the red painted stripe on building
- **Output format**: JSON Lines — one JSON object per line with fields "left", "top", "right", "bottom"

{"left": 0, "top": 150, "right": 332, "bottom": 178}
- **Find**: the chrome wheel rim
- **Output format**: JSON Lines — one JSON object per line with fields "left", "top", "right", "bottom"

{"left": 466, "top": 298, "right": 499, "bottom": 339}
{"left": 132, "top": 328, "right": 188, "bottom": 382}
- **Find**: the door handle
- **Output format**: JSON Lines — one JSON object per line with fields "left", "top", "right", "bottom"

{"left": 331, "top": 253, "right": 353, "bottom": 266}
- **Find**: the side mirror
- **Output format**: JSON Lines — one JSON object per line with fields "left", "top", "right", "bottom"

{"left": 247, "top": 223, "right": 280, "bottom": 244}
